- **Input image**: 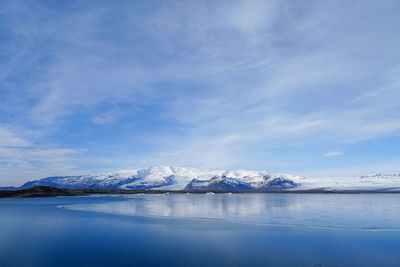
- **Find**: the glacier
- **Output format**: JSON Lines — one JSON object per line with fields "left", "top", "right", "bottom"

{"left": 3, "top": 166, "right": 400, "bottom": 191}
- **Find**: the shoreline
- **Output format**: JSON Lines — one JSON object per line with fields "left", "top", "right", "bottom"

{"left": 1, "top": 185, "right": 400, "bottom": 198}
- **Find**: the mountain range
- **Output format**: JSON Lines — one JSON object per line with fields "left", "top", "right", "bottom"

{"left": 2, "top": 166, "right": 400, "bottom": 191}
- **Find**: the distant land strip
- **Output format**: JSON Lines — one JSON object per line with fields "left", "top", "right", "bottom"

{"left": 1, "top": 186, "right": 400, "bottom": 198}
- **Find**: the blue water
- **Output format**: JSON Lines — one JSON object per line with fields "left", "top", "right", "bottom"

{"left": 1, "top": 194, "right": 400, "bottom": 267}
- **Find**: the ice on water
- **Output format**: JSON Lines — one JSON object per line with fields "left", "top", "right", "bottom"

{"left": 65, "top": 193, "right": 400, "bottom": 230}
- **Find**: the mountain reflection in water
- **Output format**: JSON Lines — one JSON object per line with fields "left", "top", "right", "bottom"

{"left": 65, "top": 193, "right": 400, "bottom": 230}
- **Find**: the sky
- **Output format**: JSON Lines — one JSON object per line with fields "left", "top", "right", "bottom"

{"left": 1, "top": 0, "right": 400, "bottom": 186}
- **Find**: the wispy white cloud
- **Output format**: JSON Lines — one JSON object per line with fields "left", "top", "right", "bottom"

{"left": 92, "top": 111, "right": 116, "bottom": 125}
{"left": 0, "top": 127, "right": 31, "bottom": 147}
{"left": 324, "top": 151, "right": 344, "bottom": 157}
{"left": 0, "top": 126, "right": 85, "bottom": 185}
{"left": 303, "top": 157, "right": 400, "bottom": 178}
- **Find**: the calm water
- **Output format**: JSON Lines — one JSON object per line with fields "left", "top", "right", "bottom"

{"left": 1, "top": 194, "right": 400, "bottom": 267}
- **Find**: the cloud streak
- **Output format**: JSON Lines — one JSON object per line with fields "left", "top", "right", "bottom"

{"left": 324, "top": 151, "right": 344, "bottom": 157}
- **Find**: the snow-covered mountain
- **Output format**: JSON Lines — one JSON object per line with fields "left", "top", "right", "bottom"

{"left": 361, "top": 173, "right": 400, "bottom": 179}
{"left": 3, "top": 167, "right": 400, "bottom": 191}
{"left": 9, "top": 166, "right": 304, "bottom": 191}
{"left": 297, "top": 174, "right": 400, "bottom": 191}
{"left": 184, "top": 175, "right": 298, "bottom": 191}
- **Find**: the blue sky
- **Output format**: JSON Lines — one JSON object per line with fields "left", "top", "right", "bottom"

{"left": 1, "top": 0, "right": 400, "bottom": 185}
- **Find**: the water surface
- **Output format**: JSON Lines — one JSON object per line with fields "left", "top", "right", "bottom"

{"left": 65, "top": 193, "right": 400, "bottom": 230}
{"left": 1, "top": 193, "right": 400, "bottom": 267}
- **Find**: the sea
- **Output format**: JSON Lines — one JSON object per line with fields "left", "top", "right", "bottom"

{"left": 1, "top": 193, "right": 400, "bottom": 267}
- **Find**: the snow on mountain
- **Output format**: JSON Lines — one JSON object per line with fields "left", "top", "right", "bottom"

{"left": 119, "top": 166, "right": 225, "bottom": 190}
{"left": 361, "top": 173, "right": 400, "bottom": 179}
{"left": 184, "top": 176, "right": 252, "bottom": 191}
{"left": 12, "top": 166, "right": 303, "bottom": 191}
{"left": 117, "top": 167, "right": 305, "bottom": 190}
{"left": 297, "top": 174, "right": 400, "bottom": 191}
{"left": 5, "top": 168, "right": 400, "bottom": 191}
{"left": 184, "top": 174, "right": 298, "bottom": 191}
